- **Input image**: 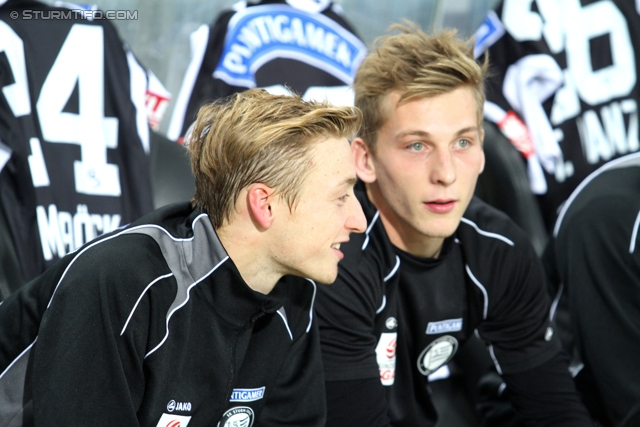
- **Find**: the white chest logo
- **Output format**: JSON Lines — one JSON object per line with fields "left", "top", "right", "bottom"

{"left": 167, "top": 400, "right": 192, "bottom": 412}
{"left": 385, "top": 317, "right": 397, "bottom": 330}
{"left": 417, "top": 335, "right": 458, "bottom": 376}
{"left": 217, "top": 406, "right": 255, "bottom": 427}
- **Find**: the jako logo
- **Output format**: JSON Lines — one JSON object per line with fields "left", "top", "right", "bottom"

{"left": 166, "top": 421, "right": 181, "bottom": 427}
{"left": 167, "top": 400, "right": 192, "bottom": 412}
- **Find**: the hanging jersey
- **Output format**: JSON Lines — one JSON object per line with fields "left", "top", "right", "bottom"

{"left": 474, "top": 0, "right": 640, "bottom": 229}
{"left": 0, "top": 0, "right": 158, "bottom": 284}
{"left": 166, "top": 0, "right": 367, "bottom": 142}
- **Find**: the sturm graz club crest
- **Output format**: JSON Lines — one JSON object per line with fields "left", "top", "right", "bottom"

{"left": 416, "top": 335, "right": 458, "bottom": 376}
{"left": 217, "top": 406, "right": 254, "bottom": 427}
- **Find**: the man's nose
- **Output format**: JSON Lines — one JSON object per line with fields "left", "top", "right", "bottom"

{"left": 430, "top": 148, "right": 456, "bottom": 186}
{"left": 347, "top": 198, "right": 367, "bottom": 234}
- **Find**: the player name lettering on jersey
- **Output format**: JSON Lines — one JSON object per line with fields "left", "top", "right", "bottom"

{"left": 476, "top": 0, "right": 640, "bottom": 212}
{"left": 36, "top": 203, "right": 121, "bottom": 261}
{"left": 229, "top": 387, "right": 266, "bottom": 402}
{"left": 214, "top": 5, "right": 366, "bottom": 87}
{"left": 574, "top": 98, "right": 639, "bottom": 166}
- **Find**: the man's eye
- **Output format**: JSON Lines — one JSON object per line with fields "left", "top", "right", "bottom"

{"left": 409, "top": 142, "right": 423, "bottom": 151}
{"left": 338, "top": 195, "right": 349, "bottom": 202}
{"left": 457, "top": 139, "right": 470, "bottom": 148}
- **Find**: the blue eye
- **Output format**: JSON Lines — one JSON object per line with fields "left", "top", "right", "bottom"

{"left": 457, "top": 139, "right": 470, "bottom": 148}
{"left": 409, "top": 142, "right": 424, "bottom": 151}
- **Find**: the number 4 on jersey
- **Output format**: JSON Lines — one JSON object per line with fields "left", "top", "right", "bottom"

{"left": 1, "top": 22, "right": 121, "bottom": 196}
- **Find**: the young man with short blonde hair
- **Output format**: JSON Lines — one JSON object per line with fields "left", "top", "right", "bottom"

{"left": 316, "top": 23, "right": 593, "bottom": 426}
{"left": 0, "top": 89, "right": 366, "bottom": 427}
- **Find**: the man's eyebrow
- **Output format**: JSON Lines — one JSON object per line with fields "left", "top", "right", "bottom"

{"left": 455, "top": 126, "right": 479, "bottom": 136}
{"left": 344, "top": 177, "right": 358, "bottom": 187}
{"left": 397, "top": 126, "right": 479, "bottom": 139}
{"left": 397, "top": 129, "right": 429, "bottom": 139}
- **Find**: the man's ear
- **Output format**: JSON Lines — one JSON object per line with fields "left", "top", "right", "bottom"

{"left": 247, "top": 183, "right": 275, "bottom": 229}
{"left": 479, "top": 127, "right": 486, "bottom": 174}
{"left": 351, "top": 137, "right": 376, "bottom": 183}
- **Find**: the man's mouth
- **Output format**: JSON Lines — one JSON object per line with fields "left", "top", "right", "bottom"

{"left": 331, "top": 243, "right": 344, "bottom": 260}
{"left": 424, "top": 200, "right": 456, "bottom": 214}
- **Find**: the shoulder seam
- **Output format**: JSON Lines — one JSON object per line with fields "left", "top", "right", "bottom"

{"left": 459, "top": 217, "right": 514, "bottom": 246}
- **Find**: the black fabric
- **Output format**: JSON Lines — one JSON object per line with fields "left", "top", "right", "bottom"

{"left": 0, "top": 201, "right": 22, "bottom": 299}
{"left": 475, "top": 120, "right": 548, "bottom": 256}
{"left": 325, "top": 378, "right": 392, "bottom": 427}
{"left": 545, "top": 152, "right": 640, "bottom": 427}
{"left": 476, "top": 370, "right": 525, "bottom": 427}
{"left": 502, "top": 351, "right": 595, "bottom": 427}
{"left": 149, "top": 130, "right": 195, "bottom": 209}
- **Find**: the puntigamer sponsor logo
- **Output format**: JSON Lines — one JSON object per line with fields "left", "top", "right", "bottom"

{"left": 426, "top": 318, "right": 463, "bottom": 335}
{"left": 214, "top": 5, "right": 366, "bottom": 88}
{"left": 230, "top": 387, "right": 266, "bottom": 402}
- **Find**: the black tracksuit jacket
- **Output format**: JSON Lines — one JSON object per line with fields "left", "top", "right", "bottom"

{"left": 0, "top": 203, "right": 324, "bottom": 427}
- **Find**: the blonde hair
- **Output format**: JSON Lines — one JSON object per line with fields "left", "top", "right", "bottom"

{"left": 188, "top": 89, "right": 362, "bottom": 228}
{"left": 354, "top": 21, "right": 489, "bottom": 152}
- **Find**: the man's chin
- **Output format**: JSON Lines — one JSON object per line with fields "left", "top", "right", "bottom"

{"left": 421, "top": 219, "right": 461, "bottom": 239}
{"left": 306, "top": 269, "right": 338, "bottom": 285}
{"left": 311, "top": 275, "right": 337, "bottom": 285}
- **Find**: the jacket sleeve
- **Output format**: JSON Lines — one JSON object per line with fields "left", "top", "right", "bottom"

{"left": 475, "top": 225, "right": 562, "bottom": 374}
{"left": 502, "top": 351, "right": 594, "bottom": 426}
{"left": 324, "top": 378, "right": 392, "bottom": 427}
{"left": 467, "top": 210, "right": 592, "bottom": 425}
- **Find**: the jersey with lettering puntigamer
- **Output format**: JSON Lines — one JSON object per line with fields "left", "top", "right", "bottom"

{"left": 166, "top": 0, "right": 366, "bottom": 142}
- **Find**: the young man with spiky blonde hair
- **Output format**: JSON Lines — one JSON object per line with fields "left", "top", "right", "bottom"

{"left": 316, "top": 23, "right": 594, "bottom": 426}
